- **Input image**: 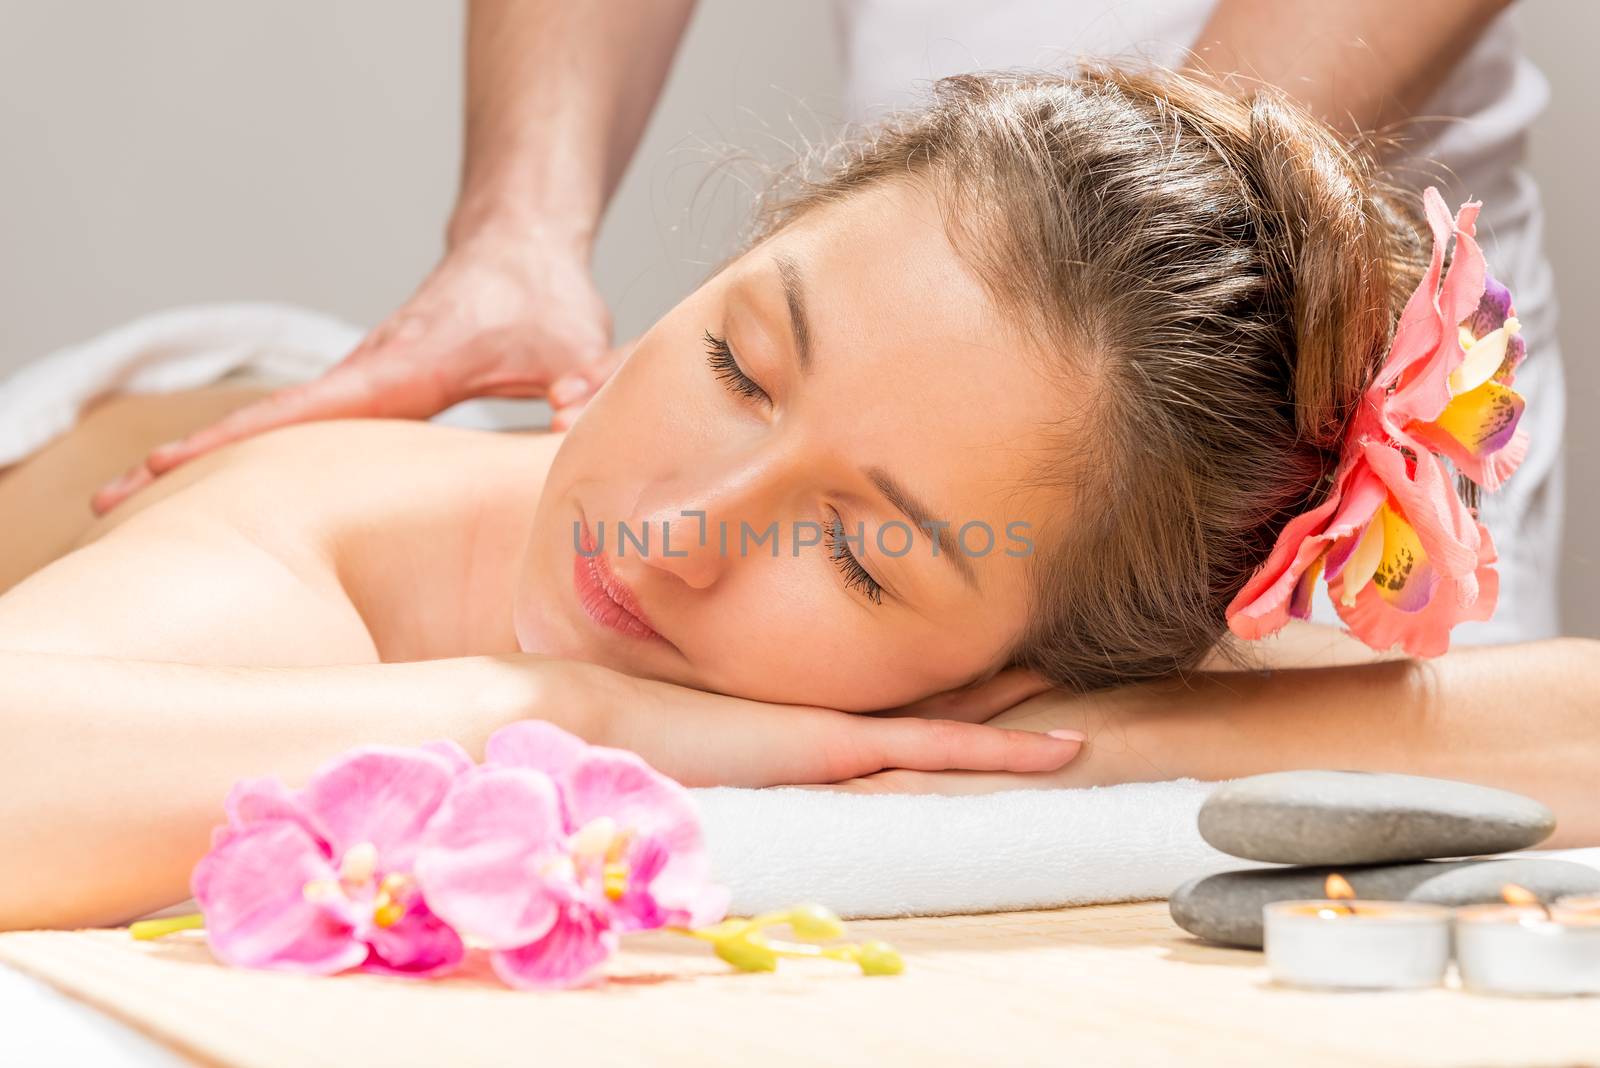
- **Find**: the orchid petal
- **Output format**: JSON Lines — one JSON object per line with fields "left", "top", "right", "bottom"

{"left": 490, "top": 906, "right": 617, "bottom": 990}
{"left": 1362, "top": 443, "right": 1480, "bottom": 581}
{"left": 1332, "top": 515, "right": 1384, "bottom": 607}
{"left": 418, "top": 739, "right": 475, "bottom": 777}
{"left": 224, "top": 777, "right": 330, "bottom": 850}
{"left": 1224, "top": 462, "right": 1384, "bottom": 641}
{"left": 1286, "top": 553, "right": 1324, "bottom": 621}
{"left": 1407, "top": 382, "right": 1529, "bottom": 492}
{"left": 1334, "top": 523, "right": 1499, "bottom": 657}
{"left": 360, "top": 899, "right": 466, "bottom": 978}
{"left": 298, "top": 748, "right": 455, "bottom": 869}
{"left": 1468, "top": 272, "right": 1515, "bottom": 337}
{"left": 1368, "top": 502, "right": 1440, "bottom": 612}
{"left": 1384, "top": 193, "right": 1487, "bottom": 428}
{"left": 413, "top": 767, "right": 566, "bottom": 949}
{"left": 484, "top": 720, "right": 589, "bottom": 780}
{"left": 567, "top": 748, "right": 706, "bottom": 858}
{"left": 192, "top": 822, "right": 365, "bottom": 974}
{"left": 1450, "top": 319, "right": 1520, "bottom": 395}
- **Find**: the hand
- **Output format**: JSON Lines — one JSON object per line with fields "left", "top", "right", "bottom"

{"left": 544, "top": 659, "right": 1086, "bottom": 789}
{"left": 820, "top": 676, "right": 1147, "bottom": 795}
{"left": 91, "top": 232, "right": 623, "bottom": 514}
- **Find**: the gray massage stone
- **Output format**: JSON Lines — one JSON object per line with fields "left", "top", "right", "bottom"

{"left": 1197, "top": 770, "right": 1555, "bottom": 865}
{"left": 1169, "top": 858, "right": 1600, "bottom": 948}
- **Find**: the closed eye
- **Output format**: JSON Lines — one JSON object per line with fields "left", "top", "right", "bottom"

{"left": 703, "top": 329, "right": 770, "bottom": 404}
{"left": 825, "top": 510, "right": 885, "bottom": 606}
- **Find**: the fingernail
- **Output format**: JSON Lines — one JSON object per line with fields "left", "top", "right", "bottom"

{"left": 97, "top": 470, "right": 135, "bottom": 498}
{"left": 1046, "top": 729, "right": 1086, "bottom": 742}
{"left": 550, "top": 377, "right": 587, "bottom": 406}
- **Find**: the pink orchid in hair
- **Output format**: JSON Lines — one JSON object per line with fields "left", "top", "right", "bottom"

{"left": 190, "top": 740, "right": 472, "bottom": 977}
{"left": 413, "top": 721, "right": 731, "bottom": 990}
{"left": 1226, "top": 188, "right": 1529, "bottom": 658}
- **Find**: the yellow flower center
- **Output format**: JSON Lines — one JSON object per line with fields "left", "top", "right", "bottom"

{"left": 571, "top": 817, "right": 635, "bottom": 902}
{"left": 301, "top": 845, "right": 412, "bottom": 929}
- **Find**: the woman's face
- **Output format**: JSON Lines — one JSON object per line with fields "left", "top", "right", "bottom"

{"left": 515, "top": 180, "right": 1073, "bottom": 710}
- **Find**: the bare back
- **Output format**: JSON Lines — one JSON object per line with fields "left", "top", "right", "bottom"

{"left": 0, "top": 392, "right": 560, "bottom": 668}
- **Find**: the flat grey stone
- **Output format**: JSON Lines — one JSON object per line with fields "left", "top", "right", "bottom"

{"left": 1198, "top": 770, "right": 1555, "bottom": 865}
{"left": 1169, "top": 858, "right": 1600, "bottom": 948}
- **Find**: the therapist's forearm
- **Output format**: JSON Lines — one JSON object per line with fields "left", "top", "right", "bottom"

{"left": 0, "top": 651, "right": 578, "bottom": 931}
{"left": 450, "top": 0, "right": 698, "bottom": 258}
{"left": 1184, "top": 0, "right": 1513, "bottom": 137}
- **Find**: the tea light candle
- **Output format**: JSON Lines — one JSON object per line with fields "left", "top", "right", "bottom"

{"left": 1263, "top": 874, "right": 1451, "bottom": 990}
{"left": 1454, "top": 885, "right": 1600, "bottom": 997}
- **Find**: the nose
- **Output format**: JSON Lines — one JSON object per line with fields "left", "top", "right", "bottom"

{"left": 623, "top": 448, "right": 803, "bottom": 590}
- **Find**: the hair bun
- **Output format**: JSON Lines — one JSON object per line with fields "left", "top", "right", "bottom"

{"left": 1239, "top": 89, "right": 1424, "bottom": 448}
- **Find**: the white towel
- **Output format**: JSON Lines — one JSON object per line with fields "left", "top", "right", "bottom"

{"left": 0, "top": 302, "right": 528, "bottom": 467}
{"left": 692, "top": 779, "right": 1256, "bottom": 917}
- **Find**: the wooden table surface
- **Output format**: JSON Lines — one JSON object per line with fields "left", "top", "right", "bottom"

{"left": 2, "top": 901, "right": 1597, "bottom": 1067}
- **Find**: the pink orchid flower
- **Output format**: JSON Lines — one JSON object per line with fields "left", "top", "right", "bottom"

{"left": 1226, "top": 188, "right": 1528, "bottom": 658}
{"left": 191, "top": 741, "right": 470, "bottom": 977}
{"left": 414, "top": 721, "right": 730, "bottom": 990}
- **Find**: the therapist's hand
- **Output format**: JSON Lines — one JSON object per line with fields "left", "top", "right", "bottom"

{"left": 90, "top": 233, "right": 625, "bottom": 515}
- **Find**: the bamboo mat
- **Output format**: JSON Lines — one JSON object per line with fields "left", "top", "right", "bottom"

{"left": 2, "top": 902, "right": 1597, "bottom": 1067}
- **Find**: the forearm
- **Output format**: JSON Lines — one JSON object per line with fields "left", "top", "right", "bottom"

{"left": 0, "top": 651, "right": 572, "bottom": 930}
{"left": 1183, "top": 0, "right": 1512, "bottom": 137}
{"left": 1075, "top": 640, "right": 1600, "bottom": 821}
{"left": 450, "top": 0, "right": 697, "bottom": 256}
{"left": 864, "top": 639, "right": 1600, "bottom": 848}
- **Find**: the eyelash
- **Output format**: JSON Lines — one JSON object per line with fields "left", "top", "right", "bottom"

{"left": 703, "top": 328, "right": 883, "bottom": 607}
{"left": 703, "top": 329, "right": 769, "bottom": 403}
{"left": 824, "top": 510, "right": 885, "bottom": 606}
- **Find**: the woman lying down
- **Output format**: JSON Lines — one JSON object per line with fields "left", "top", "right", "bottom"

{"left": 2, "top": 67, "right": 1596, "bottom": 932}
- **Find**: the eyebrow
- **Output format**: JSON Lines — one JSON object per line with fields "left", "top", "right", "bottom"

{"left": 866, "top": 467, "right": 980, "bottom": 591}
{"left": 770, "top": 253, "right": 981, "bottom": 592}
{"left": 773, "top": 252, "right": 814, "bottom": 375}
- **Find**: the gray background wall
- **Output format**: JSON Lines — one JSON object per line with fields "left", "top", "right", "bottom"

{"left": 2, "top": 1, "right": 1593, "bottom": 635}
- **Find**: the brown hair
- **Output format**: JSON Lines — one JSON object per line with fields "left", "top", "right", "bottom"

{"left": 742, "top": 66, "right": 1429, "bottom": 692}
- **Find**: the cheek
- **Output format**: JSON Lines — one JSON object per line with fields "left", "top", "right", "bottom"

{"left": 692, "top": 580, "right": 997, "bottom": 711}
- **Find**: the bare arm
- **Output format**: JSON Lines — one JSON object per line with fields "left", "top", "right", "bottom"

{"left": 0, "top": 645, "right": 1081, "bottom": 931}
{"left": 449, "top": 0, "right": 699, "bottom": 256}
{"left": 1183, "top": 0, "right": 1513, "bottom": 138}
{"left": 0, "top": 651, "right": 555, "bottom": 930}
{"left": 835, "top": 639, "right": 1600, "bottom": 849}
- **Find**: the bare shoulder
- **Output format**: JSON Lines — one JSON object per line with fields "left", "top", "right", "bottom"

{"left": 84, "top": 419, "right": 542, "bottom": 545}
{"left": 0, "top": 420, "right": 558, "bottom": 666}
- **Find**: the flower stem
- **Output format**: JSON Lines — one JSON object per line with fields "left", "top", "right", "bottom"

{"left": 129, "top": 913, "right": 205, "bottom": 941}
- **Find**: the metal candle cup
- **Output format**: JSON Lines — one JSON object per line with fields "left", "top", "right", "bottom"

{"left": 1454, "top": 893, "right": 1600, "bottom": 997}
{"left": 1264, "top": 898, "right": 1452, "bottom": 990}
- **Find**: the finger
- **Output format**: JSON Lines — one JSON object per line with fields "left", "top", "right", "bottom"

{"left": 870, "top": 667, "right": 1057, "bottom": 723}
{"left": 549, "top": 342, "right": 631, "bottom": 406}
{"left": 89, "top": 461, "right": 156, "bottom": 516}
{"left": 870, "top": 718, "right": 1085, "bottom": 774}
{"left": 144, "top": 369, "right": 388, "bottom": 475}
{"left": 547, "top": 400, "right": 588, "bottom": 432}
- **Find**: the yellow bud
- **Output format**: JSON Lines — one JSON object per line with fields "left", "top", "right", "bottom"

{"left": 603, "top": 862, "right": 629, "bottom": 901}
{"left": 714, "top": 934, "right": 779, "bottom": 972}
{"left": 785, "top": 903, "right": 845, "bottom": 941}
{"left": 372, "top": 891, "right": 406, "bottom": 929}
{"left": 855, "top": 940, "right": 904, "bottom": 976}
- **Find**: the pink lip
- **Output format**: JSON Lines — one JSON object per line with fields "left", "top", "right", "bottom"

{"left": 574, "top": 515, "right": 665, "bottom": 643}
